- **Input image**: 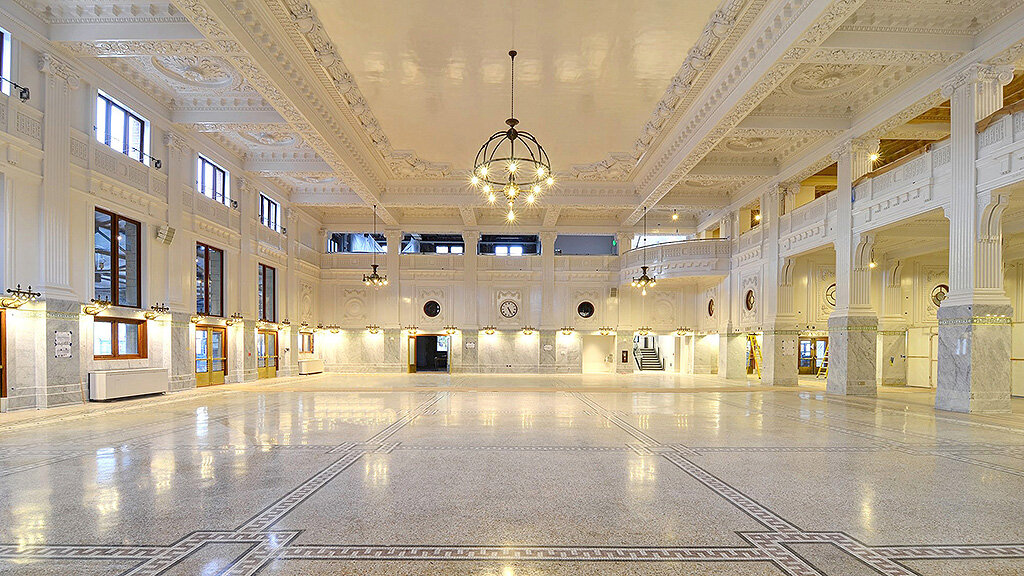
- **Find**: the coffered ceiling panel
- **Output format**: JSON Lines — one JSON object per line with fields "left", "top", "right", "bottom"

{"left": 306, "top": 0, "right": 721, "bottom": 171}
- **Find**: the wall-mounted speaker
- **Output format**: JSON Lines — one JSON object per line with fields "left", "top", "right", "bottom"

{"left": 156, "top": 225, "right": 176, "bottom": 245}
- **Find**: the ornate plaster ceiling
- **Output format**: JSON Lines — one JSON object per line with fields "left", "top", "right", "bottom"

{"left": 305, "top": 0, "right": 721, "bottom": 171}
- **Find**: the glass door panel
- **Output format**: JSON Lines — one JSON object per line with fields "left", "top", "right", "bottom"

{"left": 257, "top": 330, "right": 278, "bottom": 379}
{"left": 196, "top": 329, "right": 210, "bottom": 387}
{"left": 209, "top": 328, "right": 226, "bottom": 385}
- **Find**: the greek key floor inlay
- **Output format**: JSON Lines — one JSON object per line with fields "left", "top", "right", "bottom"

{"left": 2, "top": 375, "right": 1024, "bottom": 575}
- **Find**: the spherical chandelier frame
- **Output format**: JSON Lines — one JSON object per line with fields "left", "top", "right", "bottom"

{"left": 470, "top": 50, "right": 555, "bottom": 221}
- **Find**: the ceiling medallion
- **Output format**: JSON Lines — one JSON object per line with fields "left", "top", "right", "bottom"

{"left": 362, "top": 204, "right": 388, "bottom": 288}
{"left": 470, "top": 50, "right": 554, "bottom": 223}
{"left": 630, "top": 207, "right": 657, "bottom": 295}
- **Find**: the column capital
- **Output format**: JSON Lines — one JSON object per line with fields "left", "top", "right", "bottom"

{"left": 383, "top": 228, "right": 403, "bottom": 242}
{"left": 38, "top": 53, "right": 80, "bottom": 90}
{"left": 941, "top": 63, "right": 1014, "bottom": 99}
{"left": 539, "top": 230, "right": 558, "bottom": 245}
{"left": 163, "top": 131, "right": 188, "bottom": 155}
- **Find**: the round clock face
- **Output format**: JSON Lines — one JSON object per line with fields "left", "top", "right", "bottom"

{"left": 577, "top": 301, "right": 595, "bottom": 318}
{"left": 931, "top": 284, "right": 949, "bottom": 307}
{"left": 423, "top": 300, "right": 441, "bottom": 318}
{"left": 744, "top": 290, "right": 756, "bottom": 311}
{"left": 499, "top": 300, "right": 518, "bottom": 318}
{"left": 825, "top": 283, "right": 837, "bottom": 307}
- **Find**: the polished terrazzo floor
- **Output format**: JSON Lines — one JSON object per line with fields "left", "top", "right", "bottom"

{"left": 3, "top": 373, "right": 1024, "bottom": 575}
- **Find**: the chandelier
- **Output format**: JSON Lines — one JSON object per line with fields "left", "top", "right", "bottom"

{"left": 363, "top": 204, "right": 388, "bottom": 288}
{"left": 630, "top": 207, "right": 657, "bottom": 295}
{"left": 470, "top": 50, "right": 554, "bottom": 222}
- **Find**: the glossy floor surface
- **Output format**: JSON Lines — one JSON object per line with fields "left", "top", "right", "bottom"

{"left": 3, "top": 373, "right": 1024, "bottom": 575}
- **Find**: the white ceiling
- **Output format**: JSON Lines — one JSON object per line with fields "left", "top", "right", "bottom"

{"left": 308, "top": 0, "right": 721, "bottom": 170}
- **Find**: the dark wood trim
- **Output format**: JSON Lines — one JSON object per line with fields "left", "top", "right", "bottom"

{"left": 95, "top": 208, "right": 142, "bottom": 309}
{"left": 196, "top": 242, "right": 224, "bottom": 317}
{"left": 258, "top": 263, "right": 276, "bottom": 322}
{"left": 93, "top": 317, "right": 148, "bottom": 360}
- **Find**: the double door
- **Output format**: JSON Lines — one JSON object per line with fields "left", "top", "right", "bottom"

{"left": 798, "top": 337, "right": 828, "bottom": 375}
{"left": 257, "top": 330, "right": 278, "bottom": 379}
{"left": 196, "top": 325, "right": 227, "bottom": 386}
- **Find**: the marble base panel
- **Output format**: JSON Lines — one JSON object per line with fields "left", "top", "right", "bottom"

{"left": 693, "top": 334, "right": 718, "bottom": 374}
{"left": 615, "top": 333, "right": 633, "bottom": 374}
{"left": 761, "top": 328, "right": 798, "bottom": 387}
{"left": 826, "top": 315, "right": 877, "bottom": 397}
{"left": 936, "top": 303, "right": 1012, "bottom": 413}
{"left": 169, "top": 312, "right": 195, "bottom": 392}
{"left": 718, "top": 332, "right": 746, "bottom": 381}
{"left": 47, "top": 299, "right": 86, "bottom": 408}
{"left": 878, "top": 326, "right": 907, "bottom": 387}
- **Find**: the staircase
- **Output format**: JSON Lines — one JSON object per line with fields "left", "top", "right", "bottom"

{"left": 636, "top": 347, "right": 664, "bottom": 371}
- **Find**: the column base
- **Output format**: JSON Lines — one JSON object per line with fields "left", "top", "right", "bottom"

{"left": 936, "top": 303, "right": 1012, "bottom": 413}
{"left": 761, "top": 327, "right": 798, "bottom": 387}
{"left": 826, "top": 315, "right": 877, "bottom": 397}
{"left": 719, "top": 331, "right": 747, "bottom": 381}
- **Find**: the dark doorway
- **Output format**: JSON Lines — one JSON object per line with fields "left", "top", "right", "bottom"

{"left": 415, "top": 335, "right": 449, "bottom": 372}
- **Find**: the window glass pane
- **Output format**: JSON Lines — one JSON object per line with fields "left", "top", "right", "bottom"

{"left": 204, "top": 163, "right": 214, "bottom": 197}
{"left": 266, "top": 268, "right": 276, "bottom": 322}
{"left": 196, "top": 244, "right": 207, "bottom": 314}
{"left": 94, "top": 321, "right": 112, "bottom": 356}
{"left": 128, "top": 116, "right": 143, "bottom": 161}
{"left": 451, "top": 246, "right": 464, "bottom": 254}
{"left": 118, "top": 322, "right": 139, "bottom": 356}
{"left": 118, "top": 218, "right": 140, "bottom": 307}
{"left": 109, "top": 106, "right": 125, "bottom": 154}
{"left": 495, "top": 246, "right": 508, "bottom": 256}
{"left": 96, "top": 97, "right": 108, "bottom": 145}
{"left": 214, "top": 167, "right": 224, "bottom": 201}
{"left": 94, "top": 211, "right": 113, "bottom": 302}
{"left": 208, "top": 248, "right": 223, "bottom": 317}
{"left": 510, "top": 246, "right": 524, "bottom": 256}
{"left": 257, "top": 266, "right": 265, "bottom": 321}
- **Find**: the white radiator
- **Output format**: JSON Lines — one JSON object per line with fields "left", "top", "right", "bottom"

{"left": 89, "top": 368, "right": 168, "bottom": 401}
{"left": 298, "top": 358, "right": 324, "bottom": 375}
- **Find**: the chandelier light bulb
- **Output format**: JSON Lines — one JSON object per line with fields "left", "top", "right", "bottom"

{"left": 507, "top": 161, "right": 518, "bottom": 173}
{"left": 479, "top": 166, "right": 488, "bottom": 176}
{"left": 471, "top": 175, "right": 480, "bottom": 186}
{"left": 526, "top": 194, "right": 535, "bottom": 204}
{"left": 488, "top": 193, "right": 496, "bottom": 203}
{"left": 546, "top": 176, "right": 554, "bottom": 186}
{"left": 532, "top": 185, "right": 541, "bottom": 194}
{"left": 536, "top": 166, "right": 545, "bottom": 177}
{"left": 507, "top": 210, "right": 516, "bottom": 221}
{"left": 482, "top": 184, "right": 491, "bottom": 194}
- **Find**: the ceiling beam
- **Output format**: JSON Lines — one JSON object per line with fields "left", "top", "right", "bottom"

{"left": 820, "top": 31, "right": 974, "bottom": 54}
{"left": 51, "top": 22, "right": 204, "bottom": 43}
{"left": 688, "top": 163, "right": 778, "bottom": 178}
{"left": 173, "top": 110, "right": 287, "bottom": 125}
{"left": 736, "top": 115, "right": 850, "bottom": 132}
{"left": 245, "top": 157, "right": 332, "bottom": 173}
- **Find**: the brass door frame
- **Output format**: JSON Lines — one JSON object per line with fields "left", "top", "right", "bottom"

{"left": 195, "top": 325, "right": 228, "bottom": 386}
{"left": 257, "top": 329, "right": 278, "bottom": 379}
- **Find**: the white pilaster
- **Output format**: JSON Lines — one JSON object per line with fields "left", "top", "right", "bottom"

{"left": 462, "top": 230, "right": 480, "bottom": 328}
{"left": 540, "top": 230, "right": 557, "bottom": 329}
{"left": 384, "top": 229, "right": 402, "bottom": 328}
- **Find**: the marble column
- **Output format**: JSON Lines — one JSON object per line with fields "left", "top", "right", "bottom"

{"left": 242, "top": 320, "right": 257, "bottom": 381}
{"left": 692, "top": 334, "right": 718, "bottom": 374}
{"left": 879, "top": 261, "right": 907, "bottom": 386}
{"left": 718, "top": 327, "right": 747, "bottom": 381}
{"left": 827, "top": 140, "right": 879, "bottom": 397}
{"left": 169, "top": 312, "right": 196, "bottom": 391}
{"left": 761, "top": 186, "right": 798, "bottom": 386}
{"left": 936, "top": 64, "right": 1015, "bottom": 413}
{"left": 539, "top": 330, "right": 557, "bottom": 373}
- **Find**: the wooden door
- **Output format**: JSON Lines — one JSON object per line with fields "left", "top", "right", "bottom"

{"left": 196, "top": 326, "right": 227, "bottom": 386}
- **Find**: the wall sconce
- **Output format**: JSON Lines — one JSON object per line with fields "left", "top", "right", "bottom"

{"left": 405, "top": 326, "right": 418, "bottom": 335}
{"left": 675, "top": 327, "right": 691, "bottom": 336}
{"left": 636, "top": 326, "right": 652, "bottom": 336}
{"left": 83, "top": 299, "right": 112, "bottom": 316}
{"left": 521, "top": 326, "right": 534, "bottom": 336}
{"left": 483, "top": 326, "right": 496, "bottom": 335}
{"left": 444, "top": 325, "right": 458, "bottom": 335}
{"left": 190, "top": 314, "right": 203, "bottom": 324}
{"left": 0, "top": 284, "right": 40, "bottom": 309}
{"left": 329, "top": 325, "right": 340, "bottom": 334}
{"left": 560, "top": 327, "right": 574, "bottom": 336}
{"left": 316, "top": 323, "right": 324, "bottom": 332}
{"left": 280, "top": 318, "right": 291, "bottom": 326}
{"left": 0, "top": 77, "right": 31, "bottom": 102}
{"left": 366, "top": 324, "right": 381, "bottom": 334}
{"left": 144, "top": 302, "right": 170, "bottom": 320}
{"left": 299, "top": 321, "right": 313, "bottom": 334}
{"left": 598, "top": 327, "right": 614, "bottom": 336}
{"left": 225, "top": 312, "right": 244, "bottom": 326}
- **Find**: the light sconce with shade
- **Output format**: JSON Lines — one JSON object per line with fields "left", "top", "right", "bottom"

{"left": 560, "top": 327, "right": 574, "bottom": 336}
{"left": 0, "top": 284, "right": 40, "bottom": 309}
{"left": 144, "top": 303, "right": 170, "bottom": 320}
{"left": 521, "top": 326, "right": 534, "bottom": 336}
{"left": 280, "top": 318, "right": 291, "bottom": 326}
{"left": 483, "top": 326, "right": 496, "bottom": 335}
{"left": 225, "top": 312, "right": 244, "bottom": 326}
{"left": 598, "top": 327, "right": 614, "bottom": 336}
{"left": 444, "top": 325, "right": 458, "bottom": 336}
{"left": 83, "top": 299, "right": 112, "bottom": 316}
{"left": 299, "top": 321, "right": 311, "bottom": 332}
{"left": 366, "top": 324, "right": 382, "bottom": 335}
{"left": 190, "top": 314, "right": 203, "bottom": 324}
{"left": 636, "top": 326, "right": 652, "bottom": 336}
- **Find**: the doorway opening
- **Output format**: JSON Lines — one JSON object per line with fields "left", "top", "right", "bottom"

{"left": 410, "top": 335, "right": 449, "bottom": 372}
{"left": 798, "top": 335, "right": 828, "bottom": 375}
{"left": 195, "top": 325, "right": 227, "bottom": 386}
{"left": 257, "top": 330, "right": 278, "bottom": 379}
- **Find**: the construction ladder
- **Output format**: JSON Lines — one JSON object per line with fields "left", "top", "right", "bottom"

{"left": 816, "top": 343, "right": 830, "bottom": 379}
{"left": 747, "top": 334, "right": 762, "bottom": 379}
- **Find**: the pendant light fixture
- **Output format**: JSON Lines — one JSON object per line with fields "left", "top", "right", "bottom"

{"left": 363, "top": 204, "right": 388, "bottom": 288}
{"left": 630, "top": 207, "right": 657, "bottom": 295}
{"left": 470, "top": 50, "right": 553, "bottom": 222}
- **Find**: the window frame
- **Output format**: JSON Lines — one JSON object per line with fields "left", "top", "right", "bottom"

{"left": 0, "top": 27, "right": 11, "bottom": 97}
{"left": 299, "top": 332, "right": 314, "bottom": 354}
{"left": 96, "top": 91, "right": 149, "bottom": 164}
{"left": 259, "top": 193, "right": 281, "bottom": 232}
{"left": 196, "top": 242, "right": 224, "bottom": 317}
{"left": 258, "top": 263, "right": 276, "bottom": 322}
{"left": 93, "top": 317, "right": 148, "bottom": 360}
{"left": 197, "top": 154, "right": 229, "bottom": 205}
{"left": 94, "top": 208, "right": 142, "bottom": 309}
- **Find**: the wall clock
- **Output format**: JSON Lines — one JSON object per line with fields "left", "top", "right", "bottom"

{"left": 423, "top": 300, "right": 441, "bottom": 318}
{"left": 577, "top": 301, "right": 595, "bottom": 318}
{"left": 825, "top": 283, "right": 837, "bottom": 307}
{"left": 499, "top": 299, "right": 518, "bottom": 318}
{"left": 708, "top": 299, "right": 715, "bottom": 317}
